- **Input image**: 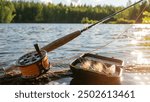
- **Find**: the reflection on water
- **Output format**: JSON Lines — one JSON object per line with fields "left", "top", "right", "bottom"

{"left": 0, "top": 24, "right": 150, "bottom": 68}
{"left": 129, "top": 24, "right": 150, "bottom": 65}
{"left": 131, "top": 40, "right": 138, "bottom": 45}
{"left": 131, "top": 50, "right": 149, "bottom": 64}
{"left": 122, "top": 73, "right": 150, "bottom": 85}
{"left": 1, "top": 24, "right": 150, "bottom": 85}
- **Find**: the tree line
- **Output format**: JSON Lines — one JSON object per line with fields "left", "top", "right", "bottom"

{"left": 0, "top": 0, "right": 150, "bottom": 23}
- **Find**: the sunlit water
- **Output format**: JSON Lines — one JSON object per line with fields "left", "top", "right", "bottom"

{"left": 0, "top": 24, "right": 150, "bottom": 69}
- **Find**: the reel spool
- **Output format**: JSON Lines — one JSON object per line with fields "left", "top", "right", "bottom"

{"left": 16, "top": 44, "right": 50, "bottom": 79}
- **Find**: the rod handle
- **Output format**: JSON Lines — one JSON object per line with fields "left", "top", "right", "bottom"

{"left": 42, "top": 30, "right": 81, "bottom": 52}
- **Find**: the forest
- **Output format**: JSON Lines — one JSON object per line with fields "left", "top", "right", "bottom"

{"left": 0, "top": 0, "right": 150, "bottom": 23}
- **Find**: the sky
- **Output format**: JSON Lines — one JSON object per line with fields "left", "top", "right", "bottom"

{"left": 51, "top": 0, "right": 140, "bottom": 6}
{"left": 11, "top": 0, "right": 142, "bottom": 6}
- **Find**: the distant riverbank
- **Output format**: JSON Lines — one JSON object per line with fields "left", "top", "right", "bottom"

{"left": 1, "top": 1, "right": 150, "bottom": 24}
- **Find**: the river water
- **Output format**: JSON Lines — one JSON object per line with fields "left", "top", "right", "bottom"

{"left": 0, "top": 24, "right": 150, "bottom": 69}
{"left": 0, "top": 24, "right": 150, "bottom": 67}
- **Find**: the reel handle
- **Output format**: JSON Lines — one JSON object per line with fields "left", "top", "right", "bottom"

{"left": 34, "top": 43, "right": 42, "bottom": 56}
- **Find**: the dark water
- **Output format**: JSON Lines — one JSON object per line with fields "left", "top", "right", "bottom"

{"left": 0, "top": 24, "right": 150, "bottom": 69}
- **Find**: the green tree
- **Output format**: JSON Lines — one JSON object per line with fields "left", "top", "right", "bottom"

{"left": 0, "top": 0, "right": 148, "bottom": 23}
{"left": 142, "top": 11, "right": 150, "bottom": 24}
{"left": 0, "top": 0, "right": 15, "bottom": 23}
{"left": 34, "top": 3, "right": 43, "bottom": 22}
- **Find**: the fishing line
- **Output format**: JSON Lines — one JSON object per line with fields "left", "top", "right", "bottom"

{"left": 51, "top": 0, "right": 148, "bottom": 68}
{"left": 88, "top": 3, "right": 148, "bottom": 53}
{"left": 80, "top": 0, "right": 145, "bottom": 32}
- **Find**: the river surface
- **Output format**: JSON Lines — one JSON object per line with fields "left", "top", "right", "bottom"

{"left": 0, "top": 24, "right": 150, "bottom": 69}
{"left": 1, "top": 24, "right": 150, "bottom": 85}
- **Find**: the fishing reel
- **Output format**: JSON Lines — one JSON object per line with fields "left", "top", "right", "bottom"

{"left": 16, "top": 44, "right": 50, "bottom": 79}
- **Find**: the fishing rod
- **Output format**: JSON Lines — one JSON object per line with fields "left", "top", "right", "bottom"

{"left": 3, "top": 0, "right": 147, "bottom": 79}
{"left": 42, "top": 0, "right": 145, "bottom": 52}
{"left": 81, "top": 0, "right": 145, "bottom": 32}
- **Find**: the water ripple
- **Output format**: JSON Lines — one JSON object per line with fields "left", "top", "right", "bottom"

{"left": 0, "top": 24, "right": 150, "bottom": 68}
